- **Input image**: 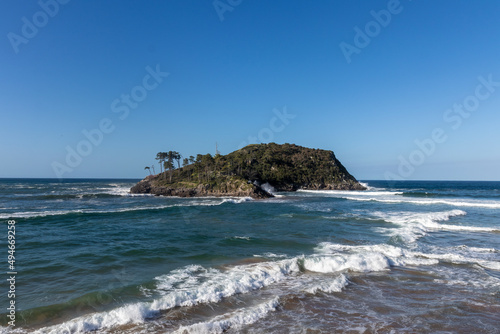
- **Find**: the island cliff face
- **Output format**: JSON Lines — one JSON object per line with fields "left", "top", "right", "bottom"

{"left": 131, "top": 143, "right": 366, "bottom": 198}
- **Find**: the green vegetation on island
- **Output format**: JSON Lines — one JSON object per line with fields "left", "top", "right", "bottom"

{"left": 131, "top": 143, "right": 366, "bottom": 198}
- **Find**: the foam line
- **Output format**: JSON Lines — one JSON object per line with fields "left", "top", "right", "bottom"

{"left": 172, "top": 297, "right": 280, "bottom": 334}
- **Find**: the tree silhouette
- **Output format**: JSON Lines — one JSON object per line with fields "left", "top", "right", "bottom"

{"left": 201, "top": 154, "right": 214, "bottom": 181}
{"left": 166, "top": 151, "right": 176, "bottom": 182}
{"left": 195, "top": 154, "right": 203, "bottom": 181}
{"left": 155, "top": 153, "right": 162, "bottom": 174}
{"left": 156, "top": 152, "right": 168, "bottom": 175}
{"left": 164, "top": 160, "right": 174, "bottom": 182}
{"left": 182, "top": 158, "right": 190, "bottom": 181}
{"left": 144, "top": 166, "right": 151, "bottom": 175}
{"left": 173, "top": 151, "right": 182, "bottom": 169}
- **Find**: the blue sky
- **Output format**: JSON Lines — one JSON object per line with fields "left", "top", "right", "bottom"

{"left": 1, "top": 0, "right": 499, "bottom": 180}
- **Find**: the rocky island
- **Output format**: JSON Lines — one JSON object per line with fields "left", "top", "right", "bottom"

{"left": 130, "top": 143, "right": 366, "bottom": 198}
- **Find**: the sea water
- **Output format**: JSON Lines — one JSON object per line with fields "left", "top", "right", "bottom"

{"left": 0, "top": 179, "right": 499, "bottom": 333}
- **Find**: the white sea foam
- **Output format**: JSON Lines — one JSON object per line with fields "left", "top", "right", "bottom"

{"left": 232, "top": 236, "right": 251, "bottom": 240}
{"left": 108, "top": 187, "right": 153, "bottom": 197}
{"left": 359, "top": 182, "right": 374, "bottom": 190}
{"left": 373, "top": 210, "right": 467, "bottom": 243}
{"left": 39, "top": 184, "right": 145, "bottom": 198}
{"left": 372, "top": 209, "right": 473, "bottom": 243}
{"left": 0, "top": 209, "right": 85, "bottom": 219}
{"left": 437, "top": 224, "right": 499, "bottom": 233}
{"left": 415, "top": 252, "right": 500, "bottom": 270}
{"left": 303, "top": 253, "right": 391, "bottom": 273}
{"left": 30, "top": 248, "right": 388, "bottom": 333}
{"left": 432, "top": 265, "right": 500, "bottom": 289}
{"left": 373, "top": 209, "right": 467, "bottom": 224}
{"left": 344, "top": 196, "right": 500, "bottom": 209}
{"left": 453, "top": 245, "right": 499, "bottom": 253}
{"left": 29, "top": 239, "right": 489, "bottom": 334}
{"left": 257, "top": 183, "right": 285, "bottom": 198}
{"left": 315, "top": 242, "right": 500, "bottom": 274}
{"left": 29, "top": 239, "right": 496, "bottom": 333}
{"left": 185, "top": 197, "right": 252, "bottom": 206}
{"left": 0, "top": 205, "right": 177, "bottom": 219}
{"left": 154, "top": 264, "right": 214, "bottom": 292}
{"left": 101, "top": 185, "right": 131, "bottom": 196}
{"left": 0, "top": 327, "right": 23, "bottom": 334}
{"left": 173, "top": 297, "right": 280, "bottom": 334}
{"left": 0, "top": 197, "right": 251, "bottom": 219}
{"left": 303, "top": 274, "right": 349, "bottom": 294}
{"left": 306, "top": 243, "right": 443, "bottom": 275}
{"left": 261, "top": 182, "right": 276, "bottom": 194}
{"left": 220, "top": 197, "right": 253, "bottom": 204}
{"left": 153, "top": 259, "right": 299, "bottom": 308}
{"left": 254, "top": 253, "right": 288, "bottom": 259}
{"left": 298, "top": 189, "right": 402, "bottom": 197}
{"left": 299, "top": 187, "right": 500, "bottom": 209}
{"left": 33, "top": 259, "right": 299, "bottom": 333}
{"left": 413, "top": 245, "right": 500, "bottom": 271}
{"left": 294, "top": 203, "right": 332, "bottom": 213}
{"left": 315, "top": 243, "right": 439, "bottom": 268}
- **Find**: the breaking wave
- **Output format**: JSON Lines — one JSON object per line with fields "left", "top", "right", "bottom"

{"left": 298, "top": 188, "right": 500, "bottom": 209}
{"left": 371, "top": 209, "right": 499, "bottom": 243}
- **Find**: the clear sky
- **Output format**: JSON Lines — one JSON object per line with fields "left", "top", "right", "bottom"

{"left": 1, "top": 0, "right": 499, "bottom": 180}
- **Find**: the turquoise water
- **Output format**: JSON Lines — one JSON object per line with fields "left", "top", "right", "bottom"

{"left": 0, "top": 179, "right": 499, "bottom": 333}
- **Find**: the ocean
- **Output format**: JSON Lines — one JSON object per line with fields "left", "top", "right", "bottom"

{"left": 0, "top": 179, "right": 499, "bottom": 333}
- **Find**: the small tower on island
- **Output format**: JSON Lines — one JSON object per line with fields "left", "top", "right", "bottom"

{"left": 215, "top": 142, "right": 220, "bottom": 156}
